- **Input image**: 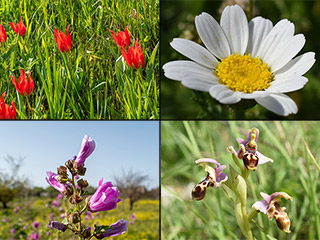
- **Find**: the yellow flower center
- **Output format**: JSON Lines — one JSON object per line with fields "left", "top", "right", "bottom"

{"left": 215, "top": 54, "right": 273, "bottom": 93}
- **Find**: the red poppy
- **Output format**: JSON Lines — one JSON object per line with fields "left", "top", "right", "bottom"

{"left": 0, "top": 92, "right": 16, "bottom": 119}
{"left": 11, "top": 69, "right": 34, "bottom": 96}
{"left": 9, "top": 17, "right": 26, "bottom": 36}
{"left": 121, "top": 39, "right": 144, "bottom": 69}
{"left": 110, "top": 27, "right": 131, "bottom": 48}
{"left": 54, "top": 25, "right": 72, "bottom": 53}
{"left": 0, "top": 24, "right": 7, "bottom": 43}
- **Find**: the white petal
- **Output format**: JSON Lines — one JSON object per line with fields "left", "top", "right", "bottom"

{"left": 209, "top": 84, "right": 242, "bottom": 104}
{"left": 220, "top": 5, "right": 249, "bottom": 55}
{"left": 266, "top": 76, "right": 308, "bottom": 93}
{"left": 181, "top": 80, "right": 213, "bottom": 92}
{"left": 238, "top": 91, "right": 270, "bottom": 99}
{"left": 247, "top": 17, "right": 273, "bottom": 57}
{"left": 274, "top": 52, "right": 316, "bottom": 78}
{"left": 170, "top": 38, "right": 219, "bottom": 68}
{"left": 268, "top": 34, "right": 306, "bottom": 72}
{"left": 163, "top": 60, "right": 213, "bottom": 81}
{"left": 257, "top": 151, "right": 274, "bottom": 164}
{"left": 255, "top": 93, "right": 298, "bottom": 116}
{"left": 257, "top": 19, "right": 294, "bottom": 62}
{"left": 195, "top": 12, "right": 231, "bottom": 59}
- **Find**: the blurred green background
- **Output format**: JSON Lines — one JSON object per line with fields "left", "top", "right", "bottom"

{"left": 161, "top": 0, "right": 320, "bottom": 119}
{"left": 161, "top": 121, "right": 320, "bottom": 239}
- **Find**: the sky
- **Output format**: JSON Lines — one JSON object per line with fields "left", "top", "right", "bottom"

{"left": 0, "top": 121, "right": 159, "bottom": 190}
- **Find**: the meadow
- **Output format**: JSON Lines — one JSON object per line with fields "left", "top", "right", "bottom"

{"left": 0, "top": 0, "right": 159, "bottom": 119}
{"left": 161, "top": 121, "right": 320, "bottom": 239}
{"left": 0, "top": 197, "right": 159, "bottom": 239}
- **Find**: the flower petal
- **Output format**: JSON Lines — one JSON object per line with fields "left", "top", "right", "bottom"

{"left": 170, "top": 38, "right": 218, "bottom": 68}
{"left": 255, "top": 93, "right": 298, "bottom": 116}
{"left": 266, "top": 76, "right": 308, "bottom": 93}
{"left": 257, "top": 19, "right": 294, "bottom": 64}
{"left": 163, "top": 60, "right": 214, "bottom": 81}
{"left": 220, "top": 5, "right": 249, "bottom": 55}
{"left": 274, "top": 52, "right": 315, "bottom": 78}
{"left": 268, "top": 34, "right": 306, "bottom": 72}
{"left": 252, "top": 199, "right": 269, "bottom": 214}
{"left": 195, "top": 158, "right": 219, "bottom": 165}
{"left": 195, "top": 12, "right": 231, "bottom": 59}
{"left": 257, "top": 151, "right": 274, "bottom": 164}
{"left": 247, "top": 16, "right": 273, "bottom": 57}
{"left": 209, "top": 84, "right": 242, "bottom": 104}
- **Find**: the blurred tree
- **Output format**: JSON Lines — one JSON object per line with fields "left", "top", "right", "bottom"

{"left": 114, "top": 169, "right": 149, "bottom": 210}
{"left": 0, "top": 155, "right": 28, "bottom": 209}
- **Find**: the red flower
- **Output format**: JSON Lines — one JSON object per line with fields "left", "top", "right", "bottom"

{"left": 121, "top": 39, "right": 144, "bottom": 69}
{"left": 9, "top": 17, "right": 26, "bottom": 36}
{"left": 11, "top": 69, "right": 34, "bottom": 96}
{"left": 0, "top": 92, "right": 16, "bottom": 119}
{"left": 110, "top": 27, "right": 131, "bottom": 48}
{"left": 54, "top": 25, "right": 72, "bottom": 53}
{"left": 0, "top": 24, "right": 7, "bottom": 43}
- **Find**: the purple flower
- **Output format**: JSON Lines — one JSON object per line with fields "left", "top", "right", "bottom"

{"left": 46, "top": 231, "right": 50, "bottom": 236}
{"left": 49, "top": 213, "right": 54, "bottom": 220}
{"left": 48, "top": 221, "right": 67, "bottom": 232}
{"left": 57, "top": 194, "right": 63, "bottom": 201}
{"left": 252, "top": 192, "right": 293, "bottom": 233}
{"left": 99, "top": 219, "right": 128, "bottom": 237}
{"left": 23, "top": 226, "right": 27, "bottom": 230}
{"left": 74, "top": 135, "right": 95, "bottom": 168}
{"left": 45, "top": 171, "right": 67, "bottom": 193}
{"left": 53, "top": 200, "right": 60, "bottom": 208}
{"left": 228, "top": 128, "right": 273, "bottom": 170}
{"left": 192, "top": 158, "right": 228, "bottom": 201}
{"left": 28, "top": 231, "right": 39, "bottom": 240}
{"left": 10, "top": 227, "right": 16, "bottom": 235}
{"left": 4, "top": 217, "right": 8, "bottom": 223}
{"left": 32, "top": 221, "right": 40, "bottom": 229}
{"left": 88, "top": 178, "right": 121, "bottom": 212}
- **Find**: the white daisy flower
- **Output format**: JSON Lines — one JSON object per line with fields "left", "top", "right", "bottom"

{"left": 163, "top": 5, "right": 315, "bottom": 116}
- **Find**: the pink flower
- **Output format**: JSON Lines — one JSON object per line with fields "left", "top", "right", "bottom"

{"left": 88, "top": 178, "right": 121, "bottom": 212}
{"left": 53, "top": 200, "right": 60, "bottom": 207}
{"left": 98, "top": 219, "right": 128, "bottom": 237}
{"left": 74, "top": 135, "right": 95, "bottom": 168}
{"left": 57, "top": 194, "right": 63, "bottom": 201}
{"left": 32, "top": 221, "right": 40, "bottom": 229}
{"left": 252, "top": 192, "right": 293, "bottom": 233}
{"left": 45, "top": 171, "right": 67, "bottom": 193}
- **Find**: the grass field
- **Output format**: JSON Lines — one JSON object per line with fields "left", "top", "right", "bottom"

{"left": 0, "top": 197, "right": 159, "bottom": 239}
{"left": 0, "top": 0, "right": 159, "bottom": 119}
{"left": 161, "top": 121, "right": 320, "bottom": 239}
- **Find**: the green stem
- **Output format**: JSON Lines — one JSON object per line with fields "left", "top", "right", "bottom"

{"left": 248, "top": 209, "right": 259, "bottom": 222}
{"left": 26, "top": 96, "right": 32, "bottom": 119}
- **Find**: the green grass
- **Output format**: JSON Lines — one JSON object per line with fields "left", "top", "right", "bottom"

{"left": 0, "top": 0, "right": 159, "bottom": 119}
{"left": 0, "top": 197, "right": 159, "bottom": 239}
{"left": 161, "top": 121, "right": 320, "bottom": 239}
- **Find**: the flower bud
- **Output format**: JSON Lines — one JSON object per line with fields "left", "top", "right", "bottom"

{"left": 65, "top": 159, "right": 74, "bottom": 170}
{"left": 77, "top": 167, "right": 87, "bottom": 176}
{"left": 48, "top": 221, "right": 67, "bottom": 232}
{"left": 57, "top": 166, "right": 68, "bottom": 177}
{"left": 69, "top": 194, "right": 82, "bottom": 204}
{"left": 82, "top": 227, "right": 91, "bottom": 238}
{"left": 62, "top": 187, "right": 73, "bottom": 197}
{"left": 57, "top": 175, "right": 68, "bottom": 184}
{"left": 77, "top": 179, "right": 88, "bottom": 189}
{"left": 69, "top": 211, "right": 81, "bottom": 224}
